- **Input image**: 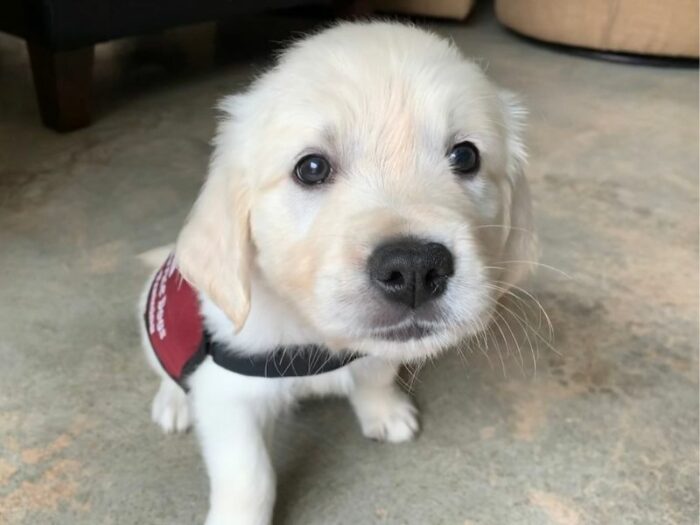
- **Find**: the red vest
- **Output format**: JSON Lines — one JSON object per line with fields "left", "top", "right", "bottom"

{"left": 143, "top": 255, "right": 359, "bottom": 390}
{"left": 144, "top": 254, "right": 206, "bottom": 387}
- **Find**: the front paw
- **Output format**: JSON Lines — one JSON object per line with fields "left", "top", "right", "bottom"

{"left": 353, "top": 389, "right": 419, "bottom": 443}
{"left": 205, "top": 497, "right": 274, "bottom": 525}
{"left": 205, "top": 512, "right": 270, "bottom": 525}
{"left": 151, "top": 378, "right": 191, "bottom": 433}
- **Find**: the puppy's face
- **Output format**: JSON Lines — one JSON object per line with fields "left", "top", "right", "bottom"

{"left": 177, "top": 23, "right": 535, "bottom": 361}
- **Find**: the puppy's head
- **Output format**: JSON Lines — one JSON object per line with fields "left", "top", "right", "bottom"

{"left": 176, "top": 22, "right": 536, "bottom": 361}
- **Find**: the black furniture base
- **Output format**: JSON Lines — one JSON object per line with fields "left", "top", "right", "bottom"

{"left": 1, "top": 0, "right": 357, "bottom": 131}
{"left": 27, "top": 42, "right": 94, "bottom": 131}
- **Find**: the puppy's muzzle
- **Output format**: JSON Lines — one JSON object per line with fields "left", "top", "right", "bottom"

{"left": 368, "top": 238, "right": 454, "bottom": 309}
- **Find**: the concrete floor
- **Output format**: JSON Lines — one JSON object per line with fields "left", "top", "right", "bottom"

{"left": 0, "top": 7, "right": 698, "bottom": 525}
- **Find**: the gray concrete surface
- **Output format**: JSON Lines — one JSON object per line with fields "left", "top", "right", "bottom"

{"left": 0, "top": 8, "right": 698, "bottom": 525}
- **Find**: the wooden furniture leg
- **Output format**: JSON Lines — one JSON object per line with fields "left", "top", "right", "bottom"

{"left": 26, "top": 42, "right": 94, "bottom": 132}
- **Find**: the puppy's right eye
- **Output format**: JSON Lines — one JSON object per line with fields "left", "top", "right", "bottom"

{"left": 294, "top": 154, "right": 331, "bottom": 185}
{"left": 448, "top": 141, "right": 480, "bottom": 178}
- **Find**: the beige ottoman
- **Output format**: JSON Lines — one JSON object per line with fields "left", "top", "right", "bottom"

{"left": 372, "top": 0, "right": 475, "bottom": 20}
{"left": 495, "top": 0, "right": 699, "bottom": 58}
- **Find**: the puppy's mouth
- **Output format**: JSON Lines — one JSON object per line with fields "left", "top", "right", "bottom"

{"left": 369, "top": 321, "right": 437, "bottom": 342}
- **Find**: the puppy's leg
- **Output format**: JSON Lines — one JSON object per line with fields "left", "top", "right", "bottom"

{"left": 192, "top": 373, "right": 276, "bottom": 525}
{"left": 348, "top": 358, "right": 419, "bottom": 443}
{"left": 139, "top": 275, "right": 192, "bottom": 433}
{"left": 151, "top": 376, "right": 192, "bottom": 433}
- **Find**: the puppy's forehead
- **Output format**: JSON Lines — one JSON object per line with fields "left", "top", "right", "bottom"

{"left": 262, "top": 23, "right": 497, "bottom": 144}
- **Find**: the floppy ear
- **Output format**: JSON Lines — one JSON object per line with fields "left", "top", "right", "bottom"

{"left": 498, "top": 91, "right": 538, "bottom": 289}
{"left": 175, "top": 141, "right": 253, "bottom": 332}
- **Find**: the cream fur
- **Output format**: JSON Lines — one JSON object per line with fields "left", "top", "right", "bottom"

{"left": 141, "top": 21, "right": 535, "bottom": 525}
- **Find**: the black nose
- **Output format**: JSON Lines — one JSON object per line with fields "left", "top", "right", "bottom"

{"left": 368, "top": 238, "right": 455, "bottom": 309}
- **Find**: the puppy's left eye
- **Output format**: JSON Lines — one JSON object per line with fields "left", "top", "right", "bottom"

{"left": 448, "top": 141, "right": 480, "bottom": 177}
{"left": 295, "top": 154, "right": 331, "bottom": 185}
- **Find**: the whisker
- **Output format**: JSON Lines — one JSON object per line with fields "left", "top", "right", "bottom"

{"left": 406, "top": 360, "right": 426, "bottom": 391}
{"left": 491, "top": 307, "right": 525, "bottom": 374}
{"left": 471, "top": 224, "right": 539, "bottom": 241}
{"left": 488, "top": 283, "right": 542, "bottom": 335}
{"left": 490, "top": 279, "right": 554, "bottom": 340}
{"left": 493, "top": 260, "right": 573, "bottom": 280}
{"left": 483, "top": 308, "right": 509, "bottom": 378}
{"left": 494, "top": 298, "right": 538, "bottom": 376}
{"left": 394, "top": 370, "right": 413, "bottom": 392}
{"left": 491, "top": 294, "right": 561, "bottom": 358}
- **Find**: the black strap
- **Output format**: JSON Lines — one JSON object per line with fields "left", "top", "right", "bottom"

{"left": 205, "top": 332, "right": 360, "bottom": 378}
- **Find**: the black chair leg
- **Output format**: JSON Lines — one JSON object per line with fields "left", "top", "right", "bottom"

{"left": 26, "top": 41, "right": 94, "bottom": 132}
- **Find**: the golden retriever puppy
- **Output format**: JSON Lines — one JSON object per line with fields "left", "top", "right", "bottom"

{"left": 140, "top": 21, "right": 535, "bottom": 525}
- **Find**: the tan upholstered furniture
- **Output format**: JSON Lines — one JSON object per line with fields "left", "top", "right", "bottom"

{"left": 372, "top": 0, "right": 475, "bottom": 20}
{"left": 495, "top": 0, "right": 699, "bottom": 58}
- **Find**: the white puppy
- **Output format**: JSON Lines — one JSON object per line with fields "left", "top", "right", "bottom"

{"left": 140, "top": 21, "right": 535, "bottom": 525}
